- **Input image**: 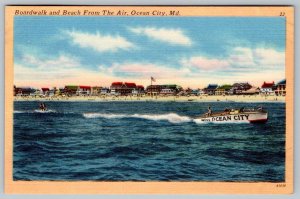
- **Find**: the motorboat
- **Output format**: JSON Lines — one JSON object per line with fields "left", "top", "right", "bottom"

{"left": 197, "top": 107, "right": 268, "bottom": 123}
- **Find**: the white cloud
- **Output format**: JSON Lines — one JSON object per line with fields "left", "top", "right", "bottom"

{"left": 22, "top": 53, "right": 81, "bottom": 69}
{"left": 66, "top": 30, "right": 134, "bottom": 52}
{"left": 179, "top": 46, "right": 285, "bottom": 86}
{"left": 181, "top": 56, "right": 230, "bottom": 71}
{"left": 99, "top": 62, "right": 191, "bottom": 79}
{"left": 228, "top": 47, "right": 255, "bottom": 66}
{"left": 183, "top": 47, "right": 284, "bottom": 71}
{"left": 129, "top": 27, "right": 192, "bottom": 46}
{"left": 227, "top": 47, "right": 285, "bottom": 70}
{"left": 14, "top": 54, "right": 104, "bottom": 88}
{"left": 253, "top": 48, "right": 285, "bottom": 66}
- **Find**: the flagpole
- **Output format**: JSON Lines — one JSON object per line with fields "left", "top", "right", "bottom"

{"left": 150, "top": 77, "right": 152, "bottom": 97}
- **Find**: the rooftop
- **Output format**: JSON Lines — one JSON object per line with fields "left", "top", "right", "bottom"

{"left": 79, "top": 86, "right": 91, "bottom": 89}
{"left": 124, "top": 82, "right": 137, "bottom": 88}
{"left": 206, "top": 84, "right": 218, "bottom": 89}
{"left": 261, "top": 81, "right": 274, "bottom": 88}
{"left": 277, "top": 79, "right": 286, "bottom": 85}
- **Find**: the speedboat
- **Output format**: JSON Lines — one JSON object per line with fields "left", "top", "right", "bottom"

{"left": 196, "top": 107, "right": 268, "bottom": 123}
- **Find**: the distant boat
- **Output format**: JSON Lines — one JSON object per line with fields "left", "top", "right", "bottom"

{"left": 196, "top": 107, "right": 268, "bottom": 123}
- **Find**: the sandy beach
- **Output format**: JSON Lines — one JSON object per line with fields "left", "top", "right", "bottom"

{"left": 14, "top": 95, "right": 285, "bottom": 103}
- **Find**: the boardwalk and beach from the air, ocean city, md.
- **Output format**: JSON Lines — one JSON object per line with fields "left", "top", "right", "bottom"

{"left": 13, "top": 16, "right": 286, "bottom": 182}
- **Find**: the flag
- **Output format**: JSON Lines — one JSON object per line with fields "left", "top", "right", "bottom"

{"left": 151, "top": 77, "right": 156, "bottom": 82}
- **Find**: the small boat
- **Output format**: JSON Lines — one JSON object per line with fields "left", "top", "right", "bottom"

{"left": 39, "top": 102, "right": 47, "bottom": 112}
{"left": 196, "top": 107, "right": 268, "bottom": 123}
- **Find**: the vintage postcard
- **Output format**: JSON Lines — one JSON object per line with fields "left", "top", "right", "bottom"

{"left": 5, "top": 6, "right": 294, "bottom": 194}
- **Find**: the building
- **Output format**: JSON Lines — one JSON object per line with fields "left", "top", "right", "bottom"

{"left": 204, "top": 84, "right": 218, "bottom": 95}
{"left": 53, "top": 87, "right": 60, "bottom": 96}
{"left": 15, "top": 87, "right": 35, "bottom": 96}
{"left": 184, "top": 88, "right": 192, "bottom": 95}
{"left": 132, "top": 85, "right": 145, "bottom": 95}
{"left": 91, "top": 86, "right": 102, "bottom": 96}
{"left": 110, "top": 82, "right": 122, "bottom": 96}
{"left": 57, "top": 88, "right": 65, "bottom": 96}
{"left": 48, "top": 88, "right": 56, "bottom": 97}
{"left": 137, "top": 85, "right": 145, "bottom": 91}
{"left": 100, "top": 87, "right": 110, "bottom": 95}
{"left": 146, "top": 85, "right": 163, "bottom": 95}
{"left": 215, "top": 84, "right": 232, "bottom": 95}
{"left": 64, "top": 85, "right": 79, "bottom": 96}
{"left": 275, "top": 79, "right": 286, "bottom": 96}
{"left": 110, "top": 82, "right": 137, "bottom": 96}
{"left": 162, "top": 84, "right": 182, "bottom": 95}
{"left": 31, "top": 89, "right": 42, "bottom": 97}
{"left": 190, "top": 89, "right": 201, "bottom": 96}
{"left": 229, "top": 82, "right": 252, "bottom": 95}
{"left": 160, "top": 88, "right": 175, "bottom": 95}
{"left": 124, "top": 82, "right": 137, "bottom": 95}
{"left": 260, "top": 81, "right": 275, "bottom": 95}
{"left": 77, "top": 86, "right": 91, "bottom": 96}
{"left": 241, "top": 87, "right": 260, "bottom": 95}
{"left": 41, "top": 87, "right": 50, "bottom": 96}
{"left": 146, "top": 84, "right": 182, "bottom": 95}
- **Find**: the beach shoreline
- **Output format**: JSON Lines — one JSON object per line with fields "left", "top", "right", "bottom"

{"left": 14, "top": 95, "right": 285, "bottom": 103}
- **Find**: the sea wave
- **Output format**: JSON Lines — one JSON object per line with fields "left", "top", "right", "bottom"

{"left": 83, "top": 113, "right": 191, "bottom": 124}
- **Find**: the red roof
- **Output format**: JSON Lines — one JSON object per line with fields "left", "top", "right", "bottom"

{"left": 261, "top": 82, "right": 274, "bottom": 88}
{"left": 111, "top": 82, "right": 123, "bottom": 86}
{"left": 41, "top": 88, "right": 49, "bottom": 91}
{"left": 124, "top": 82, "right": 136, "bottom": 88}
{"left": 79, "top": 86, "right": 91, "bottom": 89}
{"left": 137, "top": 85, "right": 144, "bottom": 89}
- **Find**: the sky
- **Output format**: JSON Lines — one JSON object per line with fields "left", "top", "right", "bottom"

{"left": 14, "top": 16, "right": 286, "bottom": 89}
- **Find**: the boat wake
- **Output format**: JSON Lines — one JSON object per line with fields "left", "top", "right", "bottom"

{"left": 83, "top": 112, "right": 251, "bottom": 124}
{"left": 14, "top": 109, "right": 57, "bottom": 114}
{"left": 83, "top": 113, "right": 191, "bottom": 124}
{"left": 34, "top": 109, "right": 57, "bottom": 113}
{"left": 14, "top": 110, "right": 27, "bottom": 114}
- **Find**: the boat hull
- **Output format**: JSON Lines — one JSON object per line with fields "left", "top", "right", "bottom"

{"left": 197, "top": 112, "right": 268, "bottom": 123}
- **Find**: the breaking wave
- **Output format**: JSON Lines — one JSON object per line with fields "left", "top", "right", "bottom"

{"left": 83, "top": 113, "right": 191, "bottom": 124}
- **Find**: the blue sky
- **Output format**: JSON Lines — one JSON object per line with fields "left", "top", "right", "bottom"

{"left": 14, "top": 16, "right": 286, "bottom": 88}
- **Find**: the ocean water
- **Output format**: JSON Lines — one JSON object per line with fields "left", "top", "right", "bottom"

{"left": 13, "top": 101, "right": 285, "bottom": 182}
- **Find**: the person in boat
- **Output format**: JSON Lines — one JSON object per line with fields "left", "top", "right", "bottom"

{"left": 207, "top": 106, "right": 212, "bottom": 116}
{"left": 39, "top": 102, "right": 47, "bottom": 111}
{"left": 239, "top": 107, "right": 245, "bottom": 113}
{"left": 39, "top": 103, "right": 43, "bottom": 111}
{"left": 257, "top": 106, "right": 263, "bottom": 111}
{"left": 224, "top": 108, "right": 230, "bottom": 114}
